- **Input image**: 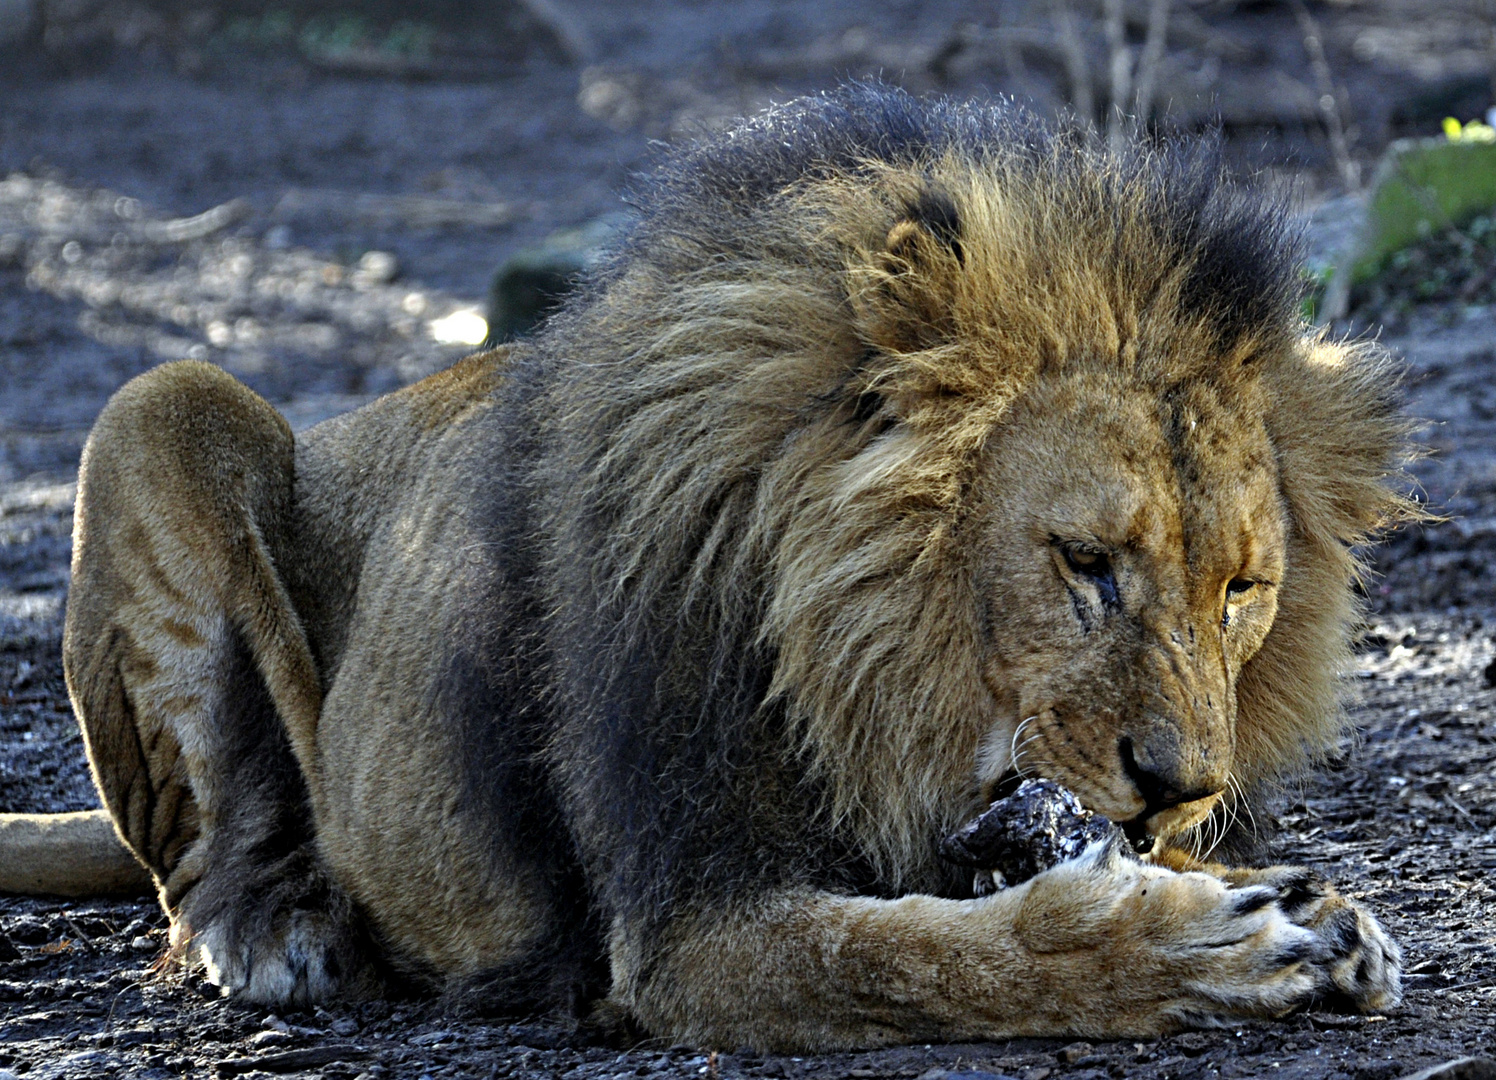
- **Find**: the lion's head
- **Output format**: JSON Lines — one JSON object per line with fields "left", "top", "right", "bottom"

{"left": 543, "top": 85, "right": 1416, "bottom": 896}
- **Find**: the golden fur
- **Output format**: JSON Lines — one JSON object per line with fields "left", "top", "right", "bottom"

{"left": 47, "top": 87, "right": 1415, "bottom": 1049}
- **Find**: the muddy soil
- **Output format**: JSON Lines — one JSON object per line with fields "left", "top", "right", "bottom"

{"left": 2, "top": 1, "right": 1495, "bottom": 1077}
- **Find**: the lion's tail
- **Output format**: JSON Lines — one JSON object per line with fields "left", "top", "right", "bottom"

{"left": 0, "top": 810, "right": 151, "bottom": 897}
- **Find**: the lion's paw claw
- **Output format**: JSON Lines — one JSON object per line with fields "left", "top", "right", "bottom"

{"left": 1231, "top": 864, "right": 1401, "bottom": 1013}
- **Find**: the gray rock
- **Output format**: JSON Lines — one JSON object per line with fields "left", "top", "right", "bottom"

{"left": 486, "top": 213, "right": 629, "bottom": 343}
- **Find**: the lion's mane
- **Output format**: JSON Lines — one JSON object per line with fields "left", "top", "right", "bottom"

{"left": 461, "top": 86, "right": 1414, "bottom": 952}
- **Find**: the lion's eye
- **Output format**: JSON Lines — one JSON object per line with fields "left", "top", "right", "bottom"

{"left": 1222, "top": 578, "right": 1256, "bottom": 628}
{"left": 1063, "top": 547, "right": 1106, "bottom": 575}
{"left": 1058, "top": 543, "right": 1119, "bottom": 612}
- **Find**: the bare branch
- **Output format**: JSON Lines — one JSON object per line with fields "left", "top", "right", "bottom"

{"left": 1132, "top": 0, "right": 1174, "bottom": 130}
{"left": 1104, "top": 0, "right": 1132, "bottom": 150}
{"left": 1290, "top": 0, "right": 1360, "bottom": 191}
{"left": 1051, "top": 0, "right": 1095, "bottom": 129}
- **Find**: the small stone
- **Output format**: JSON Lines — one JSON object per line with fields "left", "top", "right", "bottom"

{"left": 330, "top": 1017, "right": 359, "bottom": 1036}
{"left": 352, "top": 250, "right": 398, "bottom": 288}
{"left": 1351, "top": 1060, "right": 1403, "bottom": 1080}
{"left": 1174, "top": 1032, "right": 1212, "bottom": 1057}
{"left": 248, "top": 1029, "right": 292, "bottom": 1048}
{"left": 57, "top": 1053, "right": 112, "bottom": 1071}
{"left": 1059, "top": 1042, "right": 1094, "bottom": 1064}
{"left": 130, "top": 935, "right": 156, "bottom": 952}
{"left": 0, "top": 931, "right": 21, "bottom": 961}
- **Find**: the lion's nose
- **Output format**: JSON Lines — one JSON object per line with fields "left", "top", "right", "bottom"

{"left": 1118, "top": 735, "right": 1221, "bottom": 818}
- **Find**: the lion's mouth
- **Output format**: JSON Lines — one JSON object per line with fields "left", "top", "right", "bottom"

{"left": 1119, "top": 816, "right": 1156, "bottom": 855}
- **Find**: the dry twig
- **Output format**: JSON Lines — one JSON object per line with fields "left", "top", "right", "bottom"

{"left": 1289, "top": 0, "right": 1360, "bottom": 191}
{"left": 1051, "top": 0, "right": 1096, "bottom": 127}
{"left": 1104, "top": 0, "right": 1132, "bottom": 149}
{"left": 1053, "top": 0, "right": 1174, "bottom": 146}
{"left": 1132, "top": 0, "right": 1174, "bottom": 132}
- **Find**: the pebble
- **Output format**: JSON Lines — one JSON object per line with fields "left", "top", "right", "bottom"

{"left": 130, "top": 935, "right": 156, "bottom": 952}
{"left": 1058, "top": 1042, "right": 1094, "bottom": 1064}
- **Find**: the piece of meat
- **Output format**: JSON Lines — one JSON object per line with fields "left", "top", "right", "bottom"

{"left": 939, "top": 778, "right": 1122, "bottom": 895}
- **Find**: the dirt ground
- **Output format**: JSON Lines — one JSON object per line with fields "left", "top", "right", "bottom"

{"left": 2, "top": 1, "right": 1495, "bottom": 1077}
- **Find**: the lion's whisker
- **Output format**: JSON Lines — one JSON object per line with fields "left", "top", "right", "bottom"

{"left": 1227, "top": 772, "right": 1260, "bottom": 840}
{"left": 1201, "top": 794, "right": 1233, "bottom": 861}
{"left": 1007, "top": 715, "right": 1040, "bottom": 777}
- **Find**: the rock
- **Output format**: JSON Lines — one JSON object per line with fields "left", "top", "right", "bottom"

{"left": 0, "top": 931, "right": 21, "bottom": 961}
{"left": 940, "top": 779, "right": 1121, "bottom": 893}
{"left": 351, "top": 251, "right": 399, "bottom": 290}
{"left": 1174, "top": 1032, "right": 1213, "bottom": 1057}
{"left": 1396, "top": 1059, "right": 1496, "bottom": 1080}
{"left": 1323, "top": 137, "right": 1496, "bottom": 319}
{"left": 1058, "top": 1042, "right": 1094, "bottom": 1064}
{"left": 485, "top": 213, "right": 629, "bottom": 343}
{"left": 216, "top": 1046, "right": 371, "bottom": 1075}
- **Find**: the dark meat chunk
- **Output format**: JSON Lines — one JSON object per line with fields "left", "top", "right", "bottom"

{"left": 940, "top": 778, "right": 1121, "bottom": 895}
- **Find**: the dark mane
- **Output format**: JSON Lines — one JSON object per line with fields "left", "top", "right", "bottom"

{"left": 596, "top": 83, "right": 1305, "bottom": 352}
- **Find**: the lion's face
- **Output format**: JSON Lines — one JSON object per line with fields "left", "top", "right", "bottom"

{"left": 972, "top": 366, "right": 1287, "bottom": 846}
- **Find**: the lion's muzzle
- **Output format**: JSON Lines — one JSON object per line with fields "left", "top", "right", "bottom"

{"left": 1117, "top": 731, "right": 1228, "bottom": 844}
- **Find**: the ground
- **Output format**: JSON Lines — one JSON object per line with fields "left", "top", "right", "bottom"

{"left": 1, "top": 1, "right": 1494, "bottom": 1077}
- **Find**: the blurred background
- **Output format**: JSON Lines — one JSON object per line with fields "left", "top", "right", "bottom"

{"left": 0, "top": 0, "right": 1493, "bottom": 485}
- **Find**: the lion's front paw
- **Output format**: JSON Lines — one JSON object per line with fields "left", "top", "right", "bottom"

{"left": 1236, "top": 866, "right": 1402, "bottom": 1012}
{"left": 1014, "top": 845, "right": 1330, "bottom": 1032}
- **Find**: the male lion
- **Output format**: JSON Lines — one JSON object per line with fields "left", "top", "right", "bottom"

{"left": 53, "top": 86, "right": 1411, "bottom": 1049}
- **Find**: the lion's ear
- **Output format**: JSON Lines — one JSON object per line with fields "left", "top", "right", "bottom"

{"left": 882, "top": 187, "right": 965, "bottom": 271}
{"left": 859, "top": 186, "right": 966, "bottom": 358}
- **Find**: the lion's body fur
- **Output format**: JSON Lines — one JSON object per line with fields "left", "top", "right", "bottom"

{"left": 61, "top": 85, "right": 1412, "bottom": 1049}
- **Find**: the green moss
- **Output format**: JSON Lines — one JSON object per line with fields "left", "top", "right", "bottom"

{"left": 1352, "top": 138, "right": 1496, "bottom": 285}
{"left": 1353, "top": 209, "right": 1496, "bottom": 316}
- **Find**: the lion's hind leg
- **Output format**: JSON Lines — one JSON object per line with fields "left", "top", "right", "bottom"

{"left": 64, "top": 360, "right": 374, "bottom": 1004}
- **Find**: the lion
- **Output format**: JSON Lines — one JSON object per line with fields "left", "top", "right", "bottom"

{"left": 25, "top": 85, "right": 1416, "bottom": 1050}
